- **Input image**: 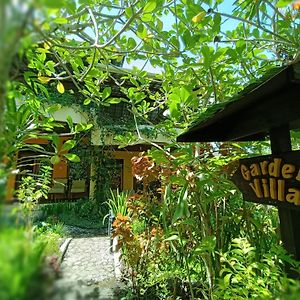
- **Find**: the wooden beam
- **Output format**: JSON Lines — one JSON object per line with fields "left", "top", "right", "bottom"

{"left": 270, "top": 125, "right": 300, "bottom": 277}
{"left": 178, "top": 82, "right": 300, "bottom": 142}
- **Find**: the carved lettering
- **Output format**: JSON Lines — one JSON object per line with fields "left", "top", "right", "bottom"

{"left": 241, "top": 164, "right": 251, "bottom": 181}
{"left": 282, "top": 164, "right": 295, "bottom": 179}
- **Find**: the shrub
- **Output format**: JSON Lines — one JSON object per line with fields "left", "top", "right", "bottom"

{"left": 0, "top": 227, "right": 46, "bottom": 300}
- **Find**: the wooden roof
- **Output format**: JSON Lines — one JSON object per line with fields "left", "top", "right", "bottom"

{"left": 177, "top": 62, "right": 300, "bottom": 142}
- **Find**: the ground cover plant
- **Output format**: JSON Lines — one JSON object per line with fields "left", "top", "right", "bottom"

{"left": 38, "top": 198, "right": 107, "bottom": 229}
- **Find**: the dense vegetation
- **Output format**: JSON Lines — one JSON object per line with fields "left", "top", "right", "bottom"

{"left": 1, "top": 0, "right": 300, "bottom": 298}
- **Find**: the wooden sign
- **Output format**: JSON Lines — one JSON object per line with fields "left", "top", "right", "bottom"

{"left": 231, "top": 150, "right": 300, "bottom": 210}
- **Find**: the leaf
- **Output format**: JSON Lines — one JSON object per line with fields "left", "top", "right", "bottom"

{"left": 40, "top": 0, "right": 65, "bottom": 8}
{"left": 141, "top": 13, "right": 153, "bottom": 22}
{"left": 74, "top": 123, "right": 93, "bottom": 133}
{"left": 125, "top": 7, "right": 133, "bottom": 18}
{"left": 106, "top": 97, "right": 122, "bottom": 104}
{"left": 172, "top": 185, "right": 190, "bottom": 223}
{"left": 143, "top": 0, "right": 157, "bottom": 13}
{"left": 150, "top": 149, "right": 169, "bottom": 164}
{"left": 64, "top": 153, "right": 81, "bottom": 162}
{"left": 75, "top": 123, "right": 84, "bottom": 132}
{"left": 192, "top": 11, "right": 206, "bottom": 23}
{"left": 42, "top": 22, "right": 50, "bottom": 30}
{"left": 66, "top": 115, "right": 73, "bottom": 130}
{"left": 201, "top": 45, "right": 214, "bottom": 67}
{"left": 38, "top": 76, "right": 51, "bottom": 84}
{"left": 61, "top": 140, "right": 76, "bottom": 152}
{"left": 53, "top": 17, "right": 68, "bottom": 24}
{"left": 127, "top": 37, "right": 137, "bottom": 50}
{"left": 137, "top": 23, "right": 148, "bottom": 39}
{"left": 276, "top": 0, "right": 292, "bottom": 8}
{"left": 212, "top": 13, "right": 221, "bottom": 33}
{"left": 224, "top": 274, "right": 232, "bottom": 287}
{"left": 164, "top": 235, "right": 179, "bottom": 241}
{"left": 50, "top": 155, "right": 60, "bottom": 164}
{"left": 44, "top": 42, "right": 50, "bottom": 50}
{"left": 84, "top": 98, "right": 92, "bottom": 105}
{"left": 57, "top": 82, "right": 65, "bottom": 94}
{"left": 46, "top": 104, "right": 61, "bottom": 114}
{"left": 85, "top": 124, "right": 93, "bottom": 130}
{"left": 50, "top": 134, "right": 60, "bottom": 150}
{"left": 102, "top": 87, "right": 112, "bottom": 100}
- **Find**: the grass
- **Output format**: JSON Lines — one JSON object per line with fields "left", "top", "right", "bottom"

{"left": 58, "top": 211, "right": 105, "bottom": 229}
{"left": 36, "top": 199, "right": 108, "bottom": 230}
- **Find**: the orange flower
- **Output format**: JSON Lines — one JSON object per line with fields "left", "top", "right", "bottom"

{"left": 293, "top": 0, "right": 300, "bottom": 9}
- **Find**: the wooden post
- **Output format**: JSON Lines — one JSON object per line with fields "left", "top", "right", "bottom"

{"left": 270, "top": 125, "right": 300, "bottom": 275}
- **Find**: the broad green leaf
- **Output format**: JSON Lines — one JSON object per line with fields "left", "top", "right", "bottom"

{"left": 276, "top": 0, "right": 292, "bottom": 7}
{"left": 51, "top": 155, "right": 60, "bottom": 164}
{"left": 125, "top": 7, "right": 133, "bottom": 18}
{"left": 137, "top": 24, "right": 148, "bottom": 39}
{"left": 143, "top": 0, "right": 157, "bottom": 13}
{"left": 224, "top": 274, "right": 232, "bottom": 287}
{"left": 61, "top": 140, "right": 76, "bottom": 152}
{"left": 53, "top": 17, "right": 68, "bottom": 24}
{"left": 6, "top": 97, "right": 17, "bottom": 114}
{"left": 102, "top": 87, "right": 112, "bottom": 100}
{"left": 127, "top": 37, "right": 137, "bottom": 50}
{"left": 150, "top": 149, "right": 169, "bottom": 164}
{"left": 75, "top": 123, "right": 84, "bottom": 132}
{"left": 106, "top": 97, "right": 122, "bottom": 104}
{"left": 46, "top": 104, "right": 61, "bottom": 114}
{"left": 75, "top": 123, "right": 93, "bottom": 133}
{"left": 156, "top": 18, "right": 163, "bottom": 31}
{"left": 212, "top": 13, "right": 221, "bottom": 33}
{"left": 64, "top": 153, "right": 81, "bottom": 162}
{"left": 42, "top": 22, "right": 50, "bottom": 30}
{"left": 39, "top": 0, "right": 65, "bottom": 8}
{"left": 84, "top": 98, "right": 92, "bottom": 105}
{"left": 141, "top": 13, "right": 153, "bottom": 22}
{"left": 85, "top": 124, "right": 93, "bottom": 130}
{"left": 66, "top": 115, "right": 73, "bottom": 130}
{"left": 57, "top": 81, "right": 65, "bottom": 94}
{"left": 201, "top": 45, "right": 214, "bottom": 67}
{"left": 164, "top": 235, "right": 179, "bottom": 241}
{"left": 172, "top": 185, "right": 190, "bottom": 223}
{"left": 51, "top": 134, "right": 60, "bottom": 150}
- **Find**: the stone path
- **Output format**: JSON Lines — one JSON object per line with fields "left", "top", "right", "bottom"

{"left": 50, "top": 228, "right": 124, "bottom": 300}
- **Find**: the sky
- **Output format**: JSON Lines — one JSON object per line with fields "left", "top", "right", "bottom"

{"left": 123, "top": 1, "right": 236, "bottom": 74}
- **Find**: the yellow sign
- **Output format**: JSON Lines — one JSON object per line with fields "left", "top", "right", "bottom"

{"left": 240, "top": 158, "right": 300, "bottom": 205}
{"left": 231, "top": 152, "right": 300, "bottom": 207}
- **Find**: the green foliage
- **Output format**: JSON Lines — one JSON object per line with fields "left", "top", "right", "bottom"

{"left": 105, "top": 188, "right": 130, "bottom": 218}
{"left": 39, "top": 199, "right": 105, "bottom": 229}
{"left": 114, "top": 146, "right": 299, "bottom": 299}
{"left": 2, "top": 1, "right": 300, "bottom": 298}
{"left": 16, "top": 165, "right": 52, "bottom": 226}
{"left": 35, "top": 231, "right": 61, "bottom": 257}
{"left": 0, "top": 227, "right": 46, "bottom": 300}
{"left": 34, "top": 220, "right": 66, "bottom": 237}
{"left": 215, "top": 238, "right": 300, "bottom": 299}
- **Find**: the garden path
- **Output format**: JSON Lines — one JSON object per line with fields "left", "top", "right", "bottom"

{"left": 50, "top": 227, "right": 123, "bottom": 300}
